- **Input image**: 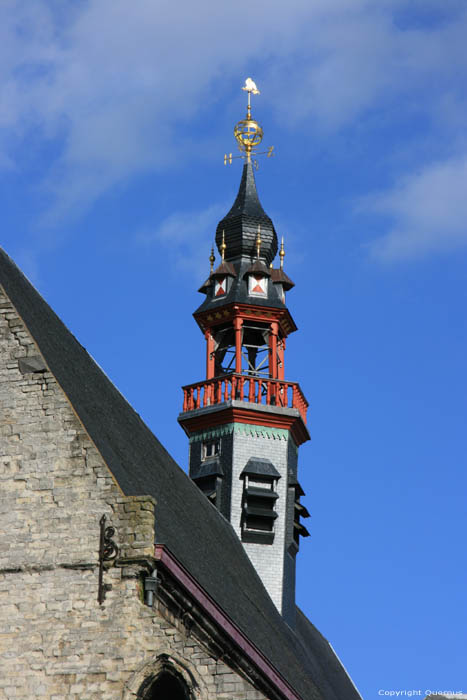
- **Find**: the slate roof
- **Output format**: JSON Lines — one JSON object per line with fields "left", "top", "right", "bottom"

{"left": 196, "top": 162, "right": 292, "bottom": 316}
{"left": 215, "top": 160, "right": 278, "bottom": 265}
{"left": 211, "top": 261, "right": 237, "bottom": 278}
{"left": 241, "top": 457, "right": 281, "bottom": 479}
{"left": 0, "top": 247, "right": 361, "bottom": 700}
{"left": 246, "top": 259, "right": 271, "bottom": 276}
{"left": 271, "top": 267, "right": 295, "bottom": 291}
{"left": 195, "top": 256, "right": 286, "bottom": 315}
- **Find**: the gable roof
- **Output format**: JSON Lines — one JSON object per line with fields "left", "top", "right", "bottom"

{"left": 0, "top": 247, "right": 361, "bottom": 700}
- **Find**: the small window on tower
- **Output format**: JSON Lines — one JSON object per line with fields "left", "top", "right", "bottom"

{"left": 248, "top": 274, "right": 267, "bottom": 297}
{"left": 214, "top": 276, "right": 227, "bottom": 297}
{"left": 202, "top": 439, "right": 220, "bottom": 460}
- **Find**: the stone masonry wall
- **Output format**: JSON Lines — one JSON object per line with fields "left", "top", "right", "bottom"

{"left": 0, "top": 287, "right": 268, "bottom": 700}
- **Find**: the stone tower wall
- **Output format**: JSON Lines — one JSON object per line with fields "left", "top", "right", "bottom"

{"left": 230, "top": 426, "right": 293, "bottom": 617}
{"left": 0, "top": 287, "right": 268, "bottom": 700}
{"left": 188, "top": 421, "right": 299, "bottom": 624}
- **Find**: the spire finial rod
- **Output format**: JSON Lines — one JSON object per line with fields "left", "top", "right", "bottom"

{"left": 209, "top": 245, "right": 215, "bottom": 273}
{"left": 279, "top": 236, "right": 285, "bottom": 270}
{"left": 243, "top": 77, "right": 260, "bottom": 120}
{"left": 233, "top": 78, "right": 264, "bottom": 164}
{"left": 256, "top": 225, "right": 262, "bottom": 260}
{"left": 220, "top": 231, "right": 226, "bottom": 262}
{"left": 224, "top": 78, "right": 275, "bottom": 168}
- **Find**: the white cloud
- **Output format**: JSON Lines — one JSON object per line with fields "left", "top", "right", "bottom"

{"left": 1, "top": 0, "right": 467, "bottom": 229}
{"left": 363, "top": 154, "right": 467, "bottom": 261}
{"left": 138, "top": 203, "right": 227, "bottom": 280}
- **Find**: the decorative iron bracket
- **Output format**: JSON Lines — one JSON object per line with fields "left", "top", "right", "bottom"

{"left": 98, "top": 514, "right": 118, "bottom": 605}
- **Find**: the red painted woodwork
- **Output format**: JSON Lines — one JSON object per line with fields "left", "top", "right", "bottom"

{"left": 234, "top": 317, "right": 243, "bottom": 374}
{"left": 181, "top": 374, "right": 308, "bottom": 424}
{"left": 186, "top": 286, "right": 310, "bottom": 447}
{"left": 194, "top": 302, "right": 297, "bottom": 337}
{"left": 205, "top": 330, "right": 215, "bottom": 379}
{"left": 269, "top": 321, "right": 279, "bottom": 379}
{"left": 178, "top": 403, "right": 310, "bottom": 447}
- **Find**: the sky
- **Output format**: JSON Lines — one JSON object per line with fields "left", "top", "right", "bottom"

{"left": 1, "top": 1, "right": 466, "bottom": 697}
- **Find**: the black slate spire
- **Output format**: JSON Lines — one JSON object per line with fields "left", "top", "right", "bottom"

{"left": 215, "top": 161, "right": 278, "bottom": 265}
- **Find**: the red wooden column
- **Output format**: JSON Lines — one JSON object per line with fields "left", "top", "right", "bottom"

{"left": 205, "top": 330, "right": 215, "bottom": 379}
{"left": 269, "top": 322, "right": 279, "bottom": 379}
{"left": 234, "top": 317, "right": 243, "bottom": 374}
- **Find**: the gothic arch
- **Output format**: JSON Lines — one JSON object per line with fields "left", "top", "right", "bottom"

{"left": 123, "top": 651, "right": 209, "bottom": 700}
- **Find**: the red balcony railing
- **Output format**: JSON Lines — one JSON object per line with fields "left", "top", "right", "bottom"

{"left": 182, "top": 374, "right": 308, "bottom": 424}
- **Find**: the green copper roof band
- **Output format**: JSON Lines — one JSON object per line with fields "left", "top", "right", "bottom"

{"left": 189, "top": 423, "right": 291, "bottom": 443}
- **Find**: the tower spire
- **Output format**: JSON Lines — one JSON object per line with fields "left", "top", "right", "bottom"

{"left": 181, "top": 84, "right": 309, "bottom": 627}
{"left": 217, "top": 78, "right": 277, "bottom": 264}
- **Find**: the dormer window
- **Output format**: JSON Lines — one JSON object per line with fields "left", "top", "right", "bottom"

{"left": 245, "top": 259, "right": 270, "bottom": 298}
{"left": 248, "top": 274, "right": 267, "bottom": 296}
{"left": 215, "top": 277, "right": 227, "bottom": 297}
{"left": 211, "top": 261, "right": 236, "bottom": 301}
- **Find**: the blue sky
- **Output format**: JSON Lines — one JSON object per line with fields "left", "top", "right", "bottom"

{"left": 1, "top": 1, "right": 466, "bottom": 697}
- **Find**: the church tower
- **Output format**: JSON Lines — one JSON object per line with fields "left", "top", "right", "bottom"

{"left": 178, "top": 80, "right": 310, "bottom": 626}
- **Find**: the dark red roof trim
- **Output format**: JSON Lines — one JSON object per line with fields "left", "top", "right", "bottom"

{"left": 154, "top": 543, "right": 303, "bottom": 700}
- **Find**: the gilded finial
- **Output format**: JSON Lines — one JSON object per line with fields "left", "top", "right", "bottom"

{"left": 279, "top": 237, "right": 285, "bottom": 269}
{"left": 224, "top": 78, "right": 274, "bottom": 167}
{"left": 220, "top": 231, "right": 226, "bottom": 262}
{"left": 209, "top": 245, "right": 215, "bottom": 273}
{"left": 256, "top": 226, "right": 262, "bottom": 259}
{"left": 234, "top": 78, "right": 264, "bottom": 163}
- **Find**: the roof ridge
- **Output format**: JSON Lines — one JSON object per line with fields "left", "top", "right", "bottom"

{"left": 0, "top": 245, "right": 360, "bottom": 700}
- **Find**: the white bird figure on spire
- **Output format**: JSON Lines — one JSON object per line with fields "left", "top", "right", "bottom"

{"left": 242, "top": 77, "right": 260, "bottom": 95}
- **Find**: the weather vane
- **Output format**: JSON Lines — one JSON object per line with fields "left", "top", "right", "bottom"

{"left": 224, "top": 78, "right": 274, "bottom": 169}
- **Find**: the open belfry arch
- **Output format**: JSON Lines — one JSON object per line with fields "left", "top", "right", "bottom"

{"left": 0, "top": 79, "right": 361, "bottom": 699}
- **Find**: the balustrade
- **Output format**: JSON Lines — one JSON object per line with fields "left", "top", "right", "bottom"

{"left": 182, "top": 374, "right": 308, "bottom": 423}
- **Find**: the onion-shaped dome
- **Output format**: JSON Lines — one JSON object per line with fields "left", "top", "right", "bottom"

{"left": 215, "top": 161, "right": 278, "bottom": 265}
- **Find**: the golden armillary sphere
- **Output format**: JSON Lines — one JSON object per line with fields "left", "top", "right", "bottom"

{"left": 233, "top": 78, "right": 264, "bottom": 161}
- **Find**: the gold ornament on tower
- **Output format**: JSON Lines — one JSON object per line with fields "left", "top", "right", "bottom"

{"left": 256, "top": 226, "right": 262, "bottom": 259}
{"left": 220, "top": 231, "right": 226, "bottom": 261}
{"left": 279, "top": 237, "right": 285, "bottom": 269}
{"left": 224, "top": 78, "right": 274, "bottom": 167}
{"left": 234, "top": 78, "right": 264, "bottom": 162}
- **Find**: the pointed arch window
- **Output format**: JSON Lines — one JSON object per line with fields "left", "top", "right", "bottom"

{"left": 139, "top": 670, "right": 192, "bottom": 699}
